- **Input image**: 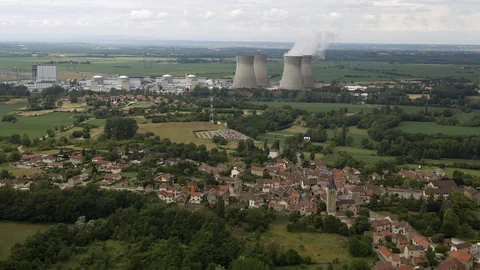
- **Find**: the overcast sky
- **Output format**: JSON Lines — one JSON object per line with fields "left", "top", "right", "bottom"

{"left": 0, "top": 0, "right": 479, "bottom": 44}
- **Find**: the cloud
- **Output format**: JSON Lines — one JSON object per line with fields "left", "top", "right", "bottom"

{"left": 230, "top": 9, "right": 244, "bottom": 18}
{"left": 129, "top": 9, "right": 153, "bottom": 21}
{"left": 204, "top": 11, "right": 216, "bottom": 20}
{"left": 157, "top": 12, "right": 170, "bottom": 19}
{"left": 328, "top": 12, "right": 342, "bottom": 20}
{"left": 263, "top": 8, "right": 289, "bottom": 21}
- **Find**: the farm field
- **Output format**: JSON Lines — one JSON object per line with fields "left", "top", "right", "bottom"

{"left": 0, "top": 112, "right": 75, "bottom": 138}
{"left": 254, "top": 101, "right": 444, "bottom": 114}
{"left": 138, "top": 122, "right": 230, "bottom": 149}
{"left": 259, "top": 222, "right": 354, "bottom": 264}
{"left": 323, "top": 146, "right": 394, "bottom": 164}
{"left": 0, "top": 164, "right": 42, "bottom": 177}
{"left": 0, "top": 100, "right": 27, "bottom": 116}
{"left": 396, "top": 121, "right": 480, "bottom": 136}
{"left": 2, "top": 57, "right": 480, "bottom": 82}
{"left": 0, "top": 221, "right": 51, "bottom": 260}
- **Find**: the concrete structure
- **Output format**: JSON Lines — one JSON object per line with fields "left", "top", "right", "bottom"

{"left": 254, "top": 54, "right": 269, "bottom": 87}
{"left": 185, "top": 74, "right": 198, "bottom": 91}
{"left": 326, "top": 176, "right": 337, "bottom": 216}
{"left": 279, "top": 56, "right": 304, "bottom": 90}
{"left": 32, "top": 64, "right": 58, "bottom": 89}
{"left": 119, "top": 75, "right": 130, "bottom": 90}
{"left": 232, "top": 55, "right": 258, "bottom": 89}
{"left": 301, "top": 55, "right": 314, "bottom": 88}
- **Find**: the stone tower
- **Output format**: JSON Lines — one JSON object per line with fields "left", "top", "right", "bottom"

{"left": 326, "top": 175, "right": 337, "bottom": 216}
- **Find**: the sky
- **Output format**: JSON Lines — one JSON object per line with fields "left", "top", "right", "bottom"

{"left": 0, "top": 0, "right": 480, "bottom": 44}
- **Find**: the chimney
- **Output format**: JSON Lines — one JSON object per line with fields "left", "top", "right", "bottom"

{"left": 302, "top": 55, "right": 314, "bottom": 88}
{"left": 232, "top": 55, "right": 258, "bottom": 89}
{"left": 280, "top": 56, "right": 304, "bottom": 90}
{"left": 254, "top": 54, "right": 269, "bottom": 87}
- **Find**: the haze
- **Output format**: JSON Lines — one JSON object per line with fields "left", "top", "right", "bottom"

{"left": 0, "top": 0, "right": 480, "bottom": 44}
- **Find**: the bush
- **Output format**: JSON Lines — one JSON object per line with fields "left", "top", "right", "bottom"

{"left": 2, "top": 115, "right": 16, "bottom": 123}
{"left": 72, "top": 130, "right": 83, "bottom": 138}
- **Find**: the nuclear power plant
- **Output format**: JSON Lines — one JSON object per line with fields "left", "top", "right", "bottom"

{"left": 232, "top": 55, "right": 258, "bottom": 89}
{"left": 254, "top": 54, "right": 269, "bottom": 87}
{"left": 301, "top": 55, "right": 314, "bottom": 89}
{"left": 279, "top": 56, "right": 304, "bottom": 90}
{"left": 232, "top": 53, "right": 315, "bottom": 90}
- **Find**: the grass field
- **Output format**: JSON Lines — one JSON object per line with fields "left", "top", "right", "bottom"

{"left": 0, "top": 112, "right": 75, "bottom": 138}
{"left": 0, "top": 221, "right": 51, "bottom": 260}
{"left": 0, "top": 100, "right": 27, "bottom": 117}
{"left": 0, "top": 164, "right": 43, "bottom": 177}
{"left": 2, "top": 57, "right": 480, "bottom": 82}
{"left": 396, "top": 121, "right": 480, "bottom": 136}
{"left": 255, "top": 101, "right": 444, "bottom": 114}
{"left": 259, "top": 222, "right": 354, "bottom": 264}
{"left": 138, "top": 122, "right": 229, "bottom": 149}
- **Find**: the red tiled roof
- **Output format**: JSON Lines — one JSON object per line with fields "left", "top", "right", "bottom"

{"left": 414, "top": 257, "right": 428, "bottom": 265}
{"left": 378, "top": 246, "right": 392, "bottom": 259}
{"left": 450, "top": 251, "right": 472, "bottom": 263}
{"left": 413, "top": 234, "right": 430, "bottom": 249}
{"left": 375, "top": 262, "right": 393, "bottom": 270}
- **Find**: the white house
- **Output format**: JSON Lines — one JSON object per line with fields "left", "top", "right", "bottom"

{"left": 189, "top": 192, "right": 202, "bottom": 204}
{"left": 268, "top": 149, "right": 280, "bottom": 159}
{"left": 231, "top": 167, "right": 241, "bottom": 178}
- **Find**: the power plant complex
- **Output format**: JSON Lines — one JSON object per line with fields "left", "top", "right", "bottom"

{"left": 232, "top": 54, "right": 315, "bottom": 90}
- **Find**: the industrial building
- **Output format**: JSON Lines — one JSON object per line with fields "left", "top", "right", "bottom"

{"left": 232, "top": 55, "right": 258, "bottom": 89}
{"left": 254, "top": 55, "right": 270, "bottom": 87}
{"left": 155, "top": 74, "right": 207, "bottom": 94}
{"left": 301, "top": 55, "right": 314, "bottom": 88}
{"left": 88, "top": 75, "right": 141, "bottom": 92}
{"left": 32, "top": 64, "right": 58, "bottom": 89}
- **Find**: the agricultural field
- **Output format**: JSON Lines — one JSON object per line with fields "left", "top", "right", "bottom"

{"left": 0, "top": 164, "right": 42, "bottom": 177}
{"left": 396, "top": 121, "right": 480, "bottom": 136}
{"left": 254, "top": 101, "right": 444, "bottom": 114}
{"left": 137, "top": 122, "right": 231, "bottom": 149}
{"left": 0, "top": 112, "right": 75, "bottom": 138}
{"left": 0, "top": 100, "right": 27, "bottom": 116}
{"left": 0, "top": 221, "right": 51, "bottom": 260}
{"left": 259, "top": 222, "right": 354, "bottom": 264}
{"left": 2, "top": 56, "right": 480, "bottom": 82}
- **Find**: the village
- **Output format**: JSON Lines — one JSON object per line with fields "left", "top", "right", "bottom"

{"left": 2, "top": 144, "right": 480, "bottom": 270}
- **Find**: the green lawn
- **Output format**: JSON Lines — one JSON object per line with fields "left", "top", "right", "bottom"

{"left": 0, "top": 112, "right": 75, "bottom": 138}
{"left": 259, "top": 223, "right": 354, "bottom": 264}
{"left": 396, "top": 121, "right": 480, "bottom": 136}
{"left": 0, "top": 101, "right": 27, "bottom": 117}
{"left": 0, "top": 221, "right": 51, "bottom": 260}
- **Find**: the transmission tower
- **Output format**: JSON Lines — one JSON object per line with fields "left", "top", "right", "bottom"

{"left": 210, "top": 97, "right": 214, "bottom": 124}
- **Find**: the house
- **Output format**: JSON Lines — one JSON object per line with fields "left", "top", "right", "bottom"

{"left": 268, "top": 148, "right": 280, "bottom": 159}
{"left": 256, "top": 179, "right": 276, "bottom": 192}
{"left": 230, "top": 167, "right": 241, "bottom": 178}
{"left": 424, "top": 180, "right": 459, "bottom": 200}
{"left": 404, "top": 245, "right": 425, "bottom": 258}
{"left": 189, "top": 192, "right": 202, "bottom": 204}
{"left": 68, "top": 174, "right": 89, "bottom": 185}
{"left": 251, "top": 166, "right": 266, "bottom": 177}
{"left": 372, "top": 218, "right": 392, "bottom": 232}
{"left": 436, "top": 257, "right": 464, "bottom": 270}
{"left": 157, "top": 191, "right": 175, "bottom": 204}
{"left": 449, "top": 251, "right": 474, "bottom": 270}
{"left": 47, "top": 162, "right": 64, "bottom": 169}
{"left": 397, "top": 266, "right": 414, "bottom": 270}
{"left": 398, "top": 169, "right": 418, "bottom": 179}
{"left": 103, "top": 174, "right": 122, "bottom": 182}
{"left": 375, "top": 262, "right": 394, "bottom": 270}
{"left": 21, "top": 153, "right": 42, "bottom": 163}
{"left": 392, "top": 220, "right": 410, "bottom": 235}
{"left": 249, "top": 196, "right": 264, "bottom": 209}
{"left": 92, "top": 156, "right": 104, "bottom": 163}
{"left": 378, "top": 246, "right": 393, "bottom": 261}
{"left": 464, "top": 187, "right": 480, "bottom": 204}
{"left": 69, "top": 155, "right": 83, "bottom": 164}
{"left": 451, "top": 243, "right": 473, "bottom": 254}
{"left": 413, "top": 257, "right": 429, "bottom": 267}
{"left": 412, "top": 234, "right": 431, "bottom": 250}
{"left": 42, "top": 155, "right": 56, "bottom": 164}
{"left": 155, "top": 173, "right": 173, "bottom": 183}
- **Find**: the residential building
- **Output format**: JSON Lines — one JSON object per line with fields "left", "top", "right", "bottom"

{"left": 451, "top": 243, "right": 473, "bottom": 254}
{"left": 189, "top": 192, "right": 202, "bottom": 204}
{"left": 157, "top": 191, "right": 175, "bottom": 204}
{"left": 404, "top": 245, "right": 425, "bottom": 258}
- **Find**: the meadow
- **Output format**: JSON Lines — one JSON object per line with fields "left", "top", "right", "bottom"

{"left": 137, "top": 121, "right": 231, "bottom": 149}
{"left": 2, "top": 56, "right": 480, "bottom": 82}
{"left": 0, "top": 221, "right": 51, "bottom": 260}
{"left": 254, "top": 101, "right": 444, "bottom": 114}
{"left": 0, "top": 112, "right": 75, "bottom": 138}
{"left": 396, "top": 121, "right": 480, "bottom": 136}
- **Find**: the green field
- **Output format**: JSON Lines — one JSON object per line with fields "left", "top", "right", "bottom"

{"left": 259, "top": 222, "right": 354, "bottom": 264}
{"left": 396, "top": 121, "right": 480, "bottom": 136}
{"left": 0, "top": 112, "right": 75, "bottom": 138}
{"left": 0, "top": 221, "right": 51, "bottom": 260}
{"left": 2, "top": 56, "right": 480, "bottom": 82}
{"left": 255, "top": 101, "right": 444, "bottom": 114}
{"left": 0, "top": 101, "right": 27, "bottom": 116}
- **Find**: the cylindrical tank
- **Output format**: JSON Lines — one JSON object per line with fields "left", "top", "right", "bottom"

{"left": 93, "top": 75, "right": 104, "bottom": 85}
{"left": 254, "top": 54, "right": 269, "bottom": 87}
{"left": 232, "top": 55, "right": 258, "bottom": 89}
{"left": 186, "top": 74, "right": 198, "bottom": 90}
{"left": 279, "top": 56, "right": 304, "bottom": 90}
{"left": 119, "top": 75, "right": 129, "bottom": 90}
{"left": 302, "top": 55, "right": 314, "bottom": 88}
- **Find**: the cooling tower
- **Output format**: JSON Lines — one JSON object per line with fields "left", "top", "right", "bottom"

{"left": 232, "top": 55, "right": 258, "bottom": 89}
{"left": 254, "top": 54, "right": 269, "bottom": 87}
{"left": 279, "top": 56, "right": 304, "bottom": 90}
{"left": 302, "top": 55, "right": 314, "bottom": 88}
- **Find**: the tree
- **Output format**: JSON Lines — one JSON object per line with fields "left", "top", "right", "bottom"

{"left": 334, "top": 126, "right": 348, "bottom": 146}
{"left": 425, "top": 226, "right": 434, "bottom": 237}
{"left": 9, "top": 150, "right": 21, "bottom": 162}
{"left": 358, "top": 208, "right": 370, "bottom": 218}
{"left": 350, "top": 259, "right": 370, "bottom": 270}
{"left": 104, "top": 118, "right": 138, "bottom": 140}
{"left": 309, "top": 152, "right": 315, "bottom": 161}
{"left": 21, "top": 134, "right": 31, "bottom": 147}
{"left": 345, "top": 210, "right": 354, "bottom": 218}
{"left": 441, "top": 208, "right": 459, "bottom": 237}
{"left": 47, "top": 129, "right": 55, "bottom": 138}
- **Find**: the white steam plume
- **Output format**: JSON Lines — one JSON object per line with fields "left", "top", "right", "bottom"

{"left": 286, "top": 31, "right": 336, "bottom": 58}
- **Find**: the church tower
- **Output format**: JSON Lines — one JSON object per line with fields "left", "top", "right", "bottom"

{"left": 326, "top": 175, "right": 337, "bottom": 216}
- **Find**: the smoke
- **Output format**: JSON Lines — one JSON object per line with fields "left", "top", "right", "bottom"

{"left": 286, "top": 31, "right": 336, "bottom": 59}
